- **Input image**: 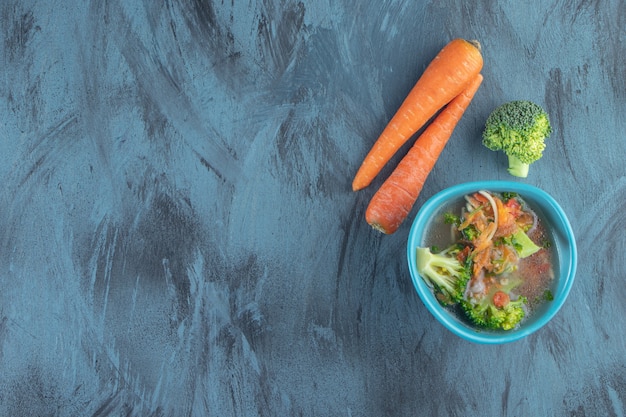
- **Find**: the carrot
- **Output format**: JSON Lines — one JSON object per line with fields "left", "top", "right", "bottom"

{"left": 352, "top": 38, "right": 483, "bottom": 191}
{"left": 493, "top": 291, "right": 510, "bottom": 309}
{"left": 365, "top": 74, "right": 483, "bottom": 234}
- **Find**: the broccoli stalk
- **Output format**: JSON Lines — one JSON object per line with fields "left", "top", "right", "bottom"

{"left": 482, "top": 100, "right": 552, "bottom": 178}
{"left": 416, "top": 246, "right": 470, "bottom": 306}
{"left": 511, "top": 229, "right": 541, "bottom": 258}
{"left": 507, "top": 154, "right": 531, "bottom": 178}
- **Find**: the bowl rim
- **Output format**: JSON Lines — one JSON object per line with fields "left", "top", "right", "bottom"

{"left": 406, "top": 180, "right": 578, "bottom": 344}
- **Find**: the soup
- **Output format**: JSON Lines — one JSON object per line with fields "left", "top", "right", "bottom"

{"left": 419, "top": 190, "right": 557, "bottom": 330}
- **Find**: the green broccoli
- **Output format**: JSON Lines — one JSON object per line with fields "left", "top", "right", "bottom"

{"left": 460, "top": 224, "right": 480, "bottom": 241}
{"left": 495, "top": 228, "right": 542, "bottom": 259}
{"left": 462, "top": 296, "right": 527, "bottom": 331}
{"left": 511, "top": 229, "right": 541, "bottom": 258}
{"left": 443, "top": 212, "right": 461, "bottom": 226}
{"left": 482, "top": 100, "right": 552, "bottom": 178}
{"left": 461, "top": 277, "right": 527, "bottom": 331}
{"left": 416, "top": 245, "right": 470, "bottom": 306}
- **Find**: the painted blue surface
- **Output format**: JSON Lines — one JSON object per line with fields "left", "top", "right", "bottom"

{"left": 1, "top": 1, "right": 624, "bottom": 416}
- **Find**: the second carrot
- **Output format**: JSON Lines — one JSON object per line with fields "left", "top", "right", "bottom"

{"left": 365, "top": 73, "right": 484, "bottom": 234}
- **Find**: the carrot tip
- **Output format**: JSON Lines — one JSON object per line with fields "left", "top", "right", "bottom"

{"left": 368, "top": 222, "right": 390, "bottom": 234}
{"left": 352, "top": 175, "right": 369, "bottom": 191}
{"left": 467, "top": 39, "right": 482, "bottom": 52}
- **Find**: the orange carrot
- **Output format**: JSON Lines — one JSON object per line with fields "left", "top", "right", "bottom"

{"left": 352, "top": 39, "right": 483, "bottom": 191}
{"left": 493, "top": 291, "right": 510, "bottom": 309}
{"left": 365, "top": 74, "right": 483, "bottom": 234}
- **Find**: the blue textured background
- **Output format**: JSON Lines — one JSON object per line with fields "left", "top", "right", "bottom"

{"left": 1, "top": 1, "right": 625, "bottom": 416}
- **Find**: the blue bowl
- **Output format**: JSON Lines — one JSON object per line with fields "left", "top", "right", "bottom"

{"left": 407, "top": 181, "right": 577, "bottom": 344}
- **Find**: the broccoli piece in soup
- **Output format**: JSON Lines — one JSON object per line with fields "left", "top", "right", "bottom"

{"left": 416, "top": 245, "right": 471, "bottom": 306}
{"left": 462, "top": 277, "right": 527, "bottom": 331}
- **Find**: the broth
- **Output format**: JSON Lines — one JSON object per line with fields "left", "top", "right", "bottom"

{"left": 420, "top": 191, "right": 558, "bottom": 327}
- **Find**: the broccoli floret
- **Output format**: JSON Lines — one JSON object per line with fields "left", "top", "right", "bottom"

{"left": 460, "top": 224, "right": 480, "bottom": 241}
{"left": 501, "top": 191, "right": 518, "bottom": 202}
{"left": 482, "top": 100, "right": 552, "bottom": 178}
{"left": 443, "top": 212, "right": 461, "bottom": 226}
{"left": 416, "top": 246, "right": 470, "bottom": 306}
{"left": 499, "top": 297, "right": 527, "bottom": 330}
{"left": 462, "top": 298, "right": 504, "bottom": 328}
{"left": 462, "top": 296, "right": 527, "bottom": 331}
{"left": 462, "top": 279, "right": 527, "bottom": 331}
